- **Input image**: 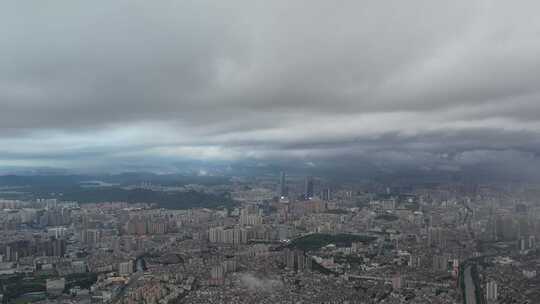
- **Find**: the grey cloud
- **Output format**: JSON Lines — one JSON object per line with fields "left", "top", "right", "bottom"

{"left": 1, "top": 0, "right": 540, "bottom": 174}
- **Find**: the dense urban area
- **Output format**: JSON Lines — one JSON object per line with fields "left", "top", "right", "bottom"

{"left": 0, "top": 173, "right": 538, "bottom": 303}
{"left": 3, "top": 0, "right": 540, "bottom": 303}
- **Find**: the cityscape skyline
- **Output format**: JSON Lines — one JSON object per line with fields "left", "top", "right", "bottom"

{"left": 1, "top": 1, "right": 540, "bottom": 303}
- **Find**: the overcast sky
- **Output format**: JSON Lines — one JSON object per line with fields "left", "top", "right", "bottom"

{"left": 2, "top": 1, "right": 540, "bottom": 174}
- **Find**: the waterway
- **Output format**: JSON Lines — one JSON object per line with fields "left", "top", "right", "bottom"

{"left": 464, "top": 265, "right": 477, "bottom": 304}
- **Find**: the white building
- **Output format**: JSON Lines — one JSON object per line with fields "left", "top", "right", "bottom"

{"left": 118, "top": 260, "right": 134, "bottom": 276}
{"left": 486, "top": 280, "right": 498, "bottom": 301}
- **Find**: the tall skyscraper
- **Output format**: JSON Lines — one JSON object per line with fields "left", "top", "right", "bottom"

{"left": 279, "top": 172, "right": 287, "bottom": 198}
{"left": 304, "top": 176, "right": 314, "bottom": 200}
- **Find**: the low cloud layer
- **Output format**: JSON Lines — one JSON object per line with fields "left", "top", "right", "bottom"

{"left": 239, "top": 273, "right": 283, "bottom": 292}
{"left": 2, "top": 1, "right": 540, "bottom": 176}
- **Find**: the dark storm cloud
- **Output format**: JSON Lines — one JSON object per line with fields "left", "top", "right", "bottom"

{"left": 2, "top": 0, "right": 540, "bottom": 172}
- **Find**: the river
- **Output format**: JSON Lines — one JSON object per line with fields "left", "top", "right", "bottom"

{"left": 464, "top": 265, "right": 477, "bottom": 304}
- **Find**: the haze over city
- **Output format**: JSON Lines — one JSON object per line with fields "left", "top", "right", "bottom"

{"left": 1, "top": 1, "right": 540, "bottom": 304}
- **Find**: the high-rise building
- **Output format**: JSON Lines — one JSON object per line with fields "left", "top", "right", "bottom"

{"left": 119, "top": 260, "right": 134, "bottom": 276}
{"left": 239, "top": 209, "right": 263, "bottom": 226}
{"left": 208, "top": 227, "right": 248, "bottom": 244}
{"left": 304, "top": 176, "right": 314, "bottom": 200}
{"left": 432, "top": 254, "right": 448, "bottom": 272}
{"left": 408, "top": 254, "right": 421, "bottom": 268}
{"left": 496, "top": 215, "right": 517, "bottom": 241}
{"left": 392, "top": 274, "right": 402, "bottom": 290}
{"left": 428, "top": 227, "right": 447, "bottom": 248}
{"left": 51, "top": 238, "right": 66, "bottom": 257}
{"left": 486, "top": 280, "right": 498, "bottom": 301}
{"left": 279, "top": 172, "right": 287, "bottom": 198}
{"left": 451, "top": 259, "right": 460, "bottom": 278}
{"left": 283, "top": 249, "right": 311, "bottom": 272}
{"left": 81, "top": 229, "right": 101, "bottom": 246}
{"left": 209, "top": 227, "right": 223, "bottom": 243}
{"left": 48, "top": 227, "right": 67, "bottom": 239}
{"left": 529, "top": 235, "right": 536, "bottom": 249}
{"left": 210, "top": 265, "right": 225, "bottom": 285}
{"left": 321, "top": 188, "right": 332, "bottom": 201}
{"left": 519, "top": 237, "right": 527, "bottom": 252}
{"left": 209, "top": 259, "right": 238, "bottom": 286}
